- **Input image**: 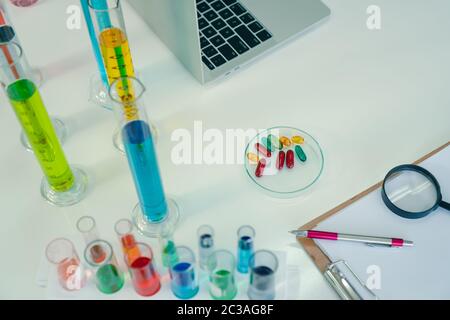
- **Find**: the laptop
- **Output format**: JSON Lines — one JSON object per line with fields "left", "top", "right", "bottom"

{"left": 129, "top": 0, "right": 330, "bottom": 84}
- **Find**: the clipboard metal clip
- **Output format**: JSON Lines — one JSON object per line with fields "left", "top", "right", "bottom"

{"left": 324, "top": 260, "right": 379, "bottom": 300}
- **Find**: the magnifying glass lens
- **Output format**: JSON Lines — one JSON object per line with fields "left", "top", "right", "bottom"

{"left": 384, "top": 170, "right": 438, "bottom": 214}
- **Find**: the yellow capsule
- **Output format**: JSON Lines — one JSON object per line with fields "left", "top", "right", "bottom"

{"left": 247, "top": 152, "right": 260, "bottom": 164}
{"left": 279, "top": 136, "right": 292, "bottom": 147}
{"left": 291, "top": 135, "right": 305, "bottom": 145}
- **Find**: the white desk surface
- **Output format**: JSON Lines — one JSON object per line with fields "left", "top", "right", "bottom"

{"left": 0, "top": 0, "right": 449, "bottom": 299}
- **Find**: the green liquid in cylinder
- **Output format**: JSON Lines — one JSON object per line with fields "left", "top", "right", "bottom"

{"left": 210, "top": 269, "right": 237, "bottom": 300}
{"left": 96, "top": 264, "right": 124, "bottom": 294}
{"left": 7, "top": 79, "right": 74, "bottom": 192}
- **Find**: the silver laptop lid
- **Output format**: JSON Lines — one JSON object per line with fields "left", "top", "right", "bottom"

{"left": 129, "top": 0, "right": 204, "bottom": 82}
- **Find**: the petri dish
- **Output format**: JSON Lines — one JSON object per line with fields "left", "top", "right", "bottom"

{"left": 244, "top": 126, "right": 324, "bottom": 198}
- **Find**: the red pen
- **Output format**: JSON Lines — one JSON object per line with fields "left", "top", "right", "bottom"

{"left": 290, "top": 230, "right": 414, "bottom": 248}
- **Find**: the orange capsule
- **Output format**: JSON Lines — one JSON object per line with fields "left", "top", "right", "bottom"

{"left": 291, "top": 135, "right": 305, "bottom": 145}
{"left": 279, "top": 136, "right": 292, "bottom": 148}
{"left": 247, "top": 152, "right": 260, "bottom": 164}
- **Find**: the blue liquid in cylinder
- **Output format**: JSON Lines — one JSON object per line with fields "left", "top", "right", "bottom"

{"left": 170, "top": 262, "right": 199, "bottom": 299}
{"left": 237, "top": 236, "right": 254, "bottom": 274}
{"left": 123, "top": 120, "right": 168, "bottom": 222}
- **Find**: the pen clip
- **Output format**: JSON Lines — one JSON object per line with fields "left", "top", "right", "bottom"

{"left": 366, "top": 243, "right": 395, "bottom": 248}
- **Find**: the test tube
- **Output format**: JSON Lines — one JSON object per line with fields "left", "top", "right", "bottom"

{"left": 237, "top": 225, "right": 256, "bottom": 274}
{"left": 0, "top": 42, "right": 88, "bottom": 206}
{"left": 87, "top": 0, "right": 134, "bottom": 85}
{"left": 248, "top": 250, "right": 279, "bottom": 300}
{"left": 127, "top": 242, "right": 161, "bottom": 297}
{"left": 80, "top": 0, "right": 109, "bottom": 106}
{"left": 170, "top": 246, "right": 199, "bottom": 300}
{"left": 207, "top": 250, "right": 238, "bottom": 300}
{"left": 114, "top": 218, "right": 141, "bottom": 265}
{"left": 0, "top": 24, "right": 65, "bottom": 152}
{"left": 160, "top": 233, "right": 178, "bottom": 268}
{"left": 84, "top": 240, "right": 124, "bottom": 294}
{"left": 197, "top": 225, "right": 215, "bottom": 270}
{"left": 76, "top": 216, "right": 99, "bottom": 245}
{"left": 109, "top": 76, "right": 179, "bottom": 237}
{"left": 46, "top": 238, "right": 86, "bottom": 291}
{"left": 85, "top": 0, "right": 133, "bottom": 107}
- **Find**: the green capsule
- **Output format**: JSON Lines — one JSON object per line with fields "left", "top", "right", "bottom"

{"left": 268, "top": 134, "right": 283, "bottom": 150}
{"left": 262, "top": 137, "right": 273, "bottom": 152}
{"left": 295, "top": 145, "right": 307, "bottom": 162}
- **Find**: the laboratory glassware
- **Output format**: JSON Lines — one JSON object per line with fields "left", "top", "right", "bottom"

{"left": 207, "top": 250, "right": 237, "bottom": 300}
{"left": 170, "top": 246, "right": 199, "bottom": 299}
{"left": 127, "top": 242, "right": 160, "bottom": 296}
{"left": 115, "top": 218, "right": 141, "bottom": 265}
{"left": 76, "top": 216, "right": 99, "bottom": 245}
{"left": 84, "top": 239, "right": 124, "bottom": 294}
{"left": 46, "top": 238, "right": 86, "bottom": 291}
{"left": 197, "top": 225, "right": 214, "bottom": 270}
{"left": 0, "top": 41, "right": 88, "bottom": 206}
{"left": 0, "top": 23, "right": 65, "bottom": 152}
{"left": 109, "top": 76, "right": 179, "bottom": 237}
{"left": 248, "top": 250, "right": 278, "bottom": 300}
{"left": 237, "top": 225, "right": 255, "bottom": 274}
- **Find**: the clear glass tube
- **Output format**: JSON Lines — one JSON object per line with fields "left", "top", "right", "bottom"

{"left": 109, "top": 76, "right": 179, "bottom": 237}
{"left": 248, "top": 250, "right": 278, "bottom": 300}
{"left": 87, "top": 0, "right": 135, "bottom": 99}
{"left": 46, "top": 238, "right": 86, "bottom": 291}
{"left": 127, "top": 242, "right": 160, "bottom": 297}
{"left": 0, "top": 22, "right": 59, "bottom": 151}
{"left": 170, "top": 246, "right": 199, "bottom": 299}
{"left": 88, "top": 0, "right": 135, "bottom": 83}
{"left": 237, "top": 225, "right": 256, "bottom": 274}
{"left": 84, "top": 240, "right": 124, "bottom": 294}
{"left": 114, "top": 218, "right": 140, "bottom": 265}
{"left": 80, "top": 0, "right": 108, "bottom": 88}
{"left": 197, "top": 225, "right": 215, "bottom": 270}
{"left": 207, "top": 250, "right": 237, "bottom": 300}
{"left": 0, "top": 41, "right": 87, "bottom": 206}
{"left": 76, "top": 216, "right": 99, "bottom": 245}
{"left": 159, "top": 234, "right": 178, "bottom": 268}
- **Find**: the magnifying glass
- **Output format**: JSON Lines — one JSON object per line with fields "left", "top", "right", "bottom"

{"left": 381, "top": 164, "right": 450, "bottom": 219}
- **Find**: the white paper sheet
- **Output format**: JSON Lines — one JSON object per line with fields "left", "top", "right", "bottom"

{"left": 315, "top": 145, "right": 450, "bottom": 299}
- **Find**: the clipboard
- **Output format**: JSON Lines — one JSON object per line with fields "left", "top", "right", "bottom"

{"left": 298, "top": 141, "right": 450, "bottom": 299}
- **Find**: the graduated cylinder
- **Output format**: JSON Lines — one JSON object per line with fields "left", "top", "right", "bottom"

{"left": 88, "top": 0, "right": 135, "bottom": 88}
{"left": 110, "top": 77, "right": 168, "bottom": 222}
{"left": 0, "top": 41, "right": 87, "bottom": 205}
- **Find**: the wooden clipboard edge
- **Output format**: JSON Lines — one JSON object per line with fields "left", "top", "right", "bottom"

{"left": 298, "top": 141, "right": 450, "bottom": 273}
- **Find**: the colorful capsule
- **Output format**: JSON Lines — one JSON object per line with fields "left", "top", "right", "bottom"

{"left": 255, "top": 143, "right": 271, "bottom": 158}
{"left": 291, "top": 135, "right": 305, "bottom": 145}
{"left": 268, "top": 134, "right": 282, "bottom": 150}
{"left": 247, "top": 152, "right": 260, "bottom": 164}
{"left": 286, "top": 150, "right": 295, "bottom": 169}
{"left": 261, "top": 137, "right": 273, "bottom": 152}
{"left": 276, "top": 151, "right": 285, "bottom": 170}
{"left": 295, "top": 145, "right": 307, "bottom": 162}
{"left": 255, "top": 159, "right": 267, "bottom": 178}
{"left": 279, "top": 136, "right": 292, "bottom": 148}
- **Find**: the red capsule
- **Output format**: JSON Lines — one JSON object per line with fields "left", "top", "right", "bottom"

{"left": 255, "top": 143, "right": 271, "bottom": 158}
{"left": 277, "top": 151, "right": 285, "bottom": 170}
{"left": 286, "top": 150, "right": 295, "bottom": 169}
{"left": 255, "top": 159, "right": 267, "bottom": 178}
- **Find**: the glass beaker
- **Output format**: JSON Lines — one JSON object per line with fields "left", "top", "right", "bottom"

{"left": 169, "top": 246, "right": 199, "bottom": 299}
{"left": 127, "top": 242, "right": 161, "bottom": 296}
{"left": 46, "top": 238, "right": 86, "bottom": 291}
{"left": 248, "top": 250, "right": 278, "bottom": 300}
{"left": 207, "top": 250, "right": 237, "bottom": 300}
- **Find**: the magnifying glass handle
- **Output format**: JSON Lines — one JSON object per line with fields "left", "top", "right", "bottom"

{"left": 440, "top": 201, "right": 450, "bottom": 211}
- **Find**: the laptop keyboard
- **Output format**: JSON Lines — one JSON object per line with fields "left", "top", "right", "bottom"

{"left": 197, "top": 0, "right": 273, "bottom": 71}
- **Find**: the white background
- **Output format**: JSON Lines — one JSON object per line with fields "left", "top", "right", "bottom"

{"left": 0, "top": 0, "right": 449, "bottom": 299}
